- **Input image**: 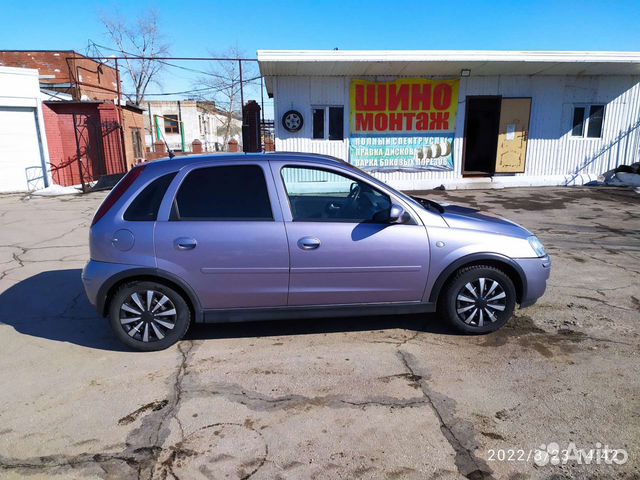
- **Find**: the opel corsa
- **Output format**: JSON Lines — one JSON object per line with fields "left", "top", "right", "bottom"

{"left": 82, "top": 153, "right": 550, "bottom": 351}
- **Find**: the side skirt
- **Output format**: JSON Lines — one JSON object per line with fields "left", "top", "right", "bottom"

{"left": 201, "top": 302, "right": 436, "bottom": 324}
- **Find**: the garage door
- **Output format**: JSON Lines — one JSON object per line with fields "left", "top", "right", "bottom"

{"left": 0, "top": 107, "right": 43, "bottom": 192}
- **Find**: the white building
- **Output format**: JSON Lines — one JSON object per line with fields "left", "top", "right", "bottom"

{"left": 258, "top": 50, "right": 640, "bottom": 190}
{"left": 0, "top": 66, "right": 50, "bottom": 192}
{"left": 143, "top": 100, "right": 242, "bottom": 153}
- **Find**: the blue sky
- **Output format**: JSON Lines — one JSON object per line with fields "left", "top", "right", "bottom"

{"left": 2, "top": 0, "right": 639, "bottom": 109}
{"left": 2, "top": 0, "right": 639, "bottom": 54}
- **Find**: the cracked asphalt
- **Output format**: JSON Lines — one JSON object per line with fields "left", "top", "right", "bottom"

{"left": 0, "top": 186, "right": 638, "bottom": 480}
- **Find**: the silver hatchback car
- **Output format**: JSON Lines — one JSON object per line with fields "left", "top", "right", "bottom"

{"left": 82, "top": 153, "right": 550, "bottom": 351}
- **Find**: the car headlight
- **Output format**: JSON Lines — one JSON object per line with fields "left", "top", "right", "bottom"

{"left": 527, "top": 235, "right": 546, "bottom": 257}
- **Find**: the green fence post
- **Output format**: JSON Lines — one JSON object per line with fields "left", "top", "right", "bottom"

{"left": 154, "top": 115, "right": 162, "bottom": 147}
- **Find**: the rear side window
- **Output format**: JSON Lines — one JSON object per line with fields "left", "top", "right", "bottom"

{"left": 124, "top": 172, "right": 176, "bottom": 221}
{"left": 174, "top": 165, "right": 273, "bottom": 221}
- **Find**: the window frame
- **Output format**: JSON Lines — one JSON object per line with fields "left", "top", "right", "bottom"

{"left": 169, "top": 164, "right": 275, "bottom": 222}
{"left": 279, "top": 165, "right": 396, "bottom": 224}
{"left": 311, "top": 105, "right": 344, "bottom": 141}
{"left": 131, "top": 128, "right": 144, "bottom": 159}
{"left": 570, "top": 104, "right": 605, "bottom": 139}
{"left": 164, "top": 114, "right": 180, "bottom": 134}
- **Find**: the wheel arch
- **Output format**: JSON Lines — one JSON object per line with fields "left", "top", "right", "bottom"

{"left": 98, "top": 268, "right": 202, "bottom": 322}
{"left": 429, "top": 253, "right": 526, "bottom": 305}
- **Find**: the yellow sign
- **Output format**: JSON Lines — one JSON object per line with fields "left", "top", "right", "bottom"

{"left": 350, "top": 78, "right": 459, "bottom": 135}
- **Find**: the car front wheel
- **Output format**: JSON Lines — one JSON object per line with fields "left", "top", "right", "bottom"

{"left": 440, "top": 265, "right": 516, "bottom": 334}
{"left": 109, "top": 281, "right": 191, "bottom": 351}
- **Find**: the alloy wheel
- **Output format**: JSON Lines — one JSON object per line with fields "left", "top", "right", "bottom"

{"left": 455, "top": 278, "right": 507, "bottom": 327}
{"left": 119, "top": 290, "right": 177, "bottom": 343}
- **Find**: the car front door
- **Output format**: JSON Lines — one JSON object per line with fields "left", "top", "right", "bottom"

{"left": 271, "top": 161, "right": 430, "bottom": 306}
{"left": 154, "top": 162, "right": 289, "bottom": 310}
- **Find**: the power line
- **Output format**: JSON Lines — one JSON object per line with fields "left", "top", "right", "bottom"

{"left": 89, "top": 41, "right": 265, "bottom": 94}
{"left": 86, "top": 41, "right": 258, "bottom": 63}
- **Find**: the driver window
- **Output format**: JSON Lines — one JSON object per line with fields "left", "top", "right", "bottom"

{"left": 281, "top": 166, "right": 391, "bottom": 223}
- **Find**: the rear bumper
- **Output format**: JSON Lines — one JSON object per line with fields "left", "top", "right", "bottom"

{"left": 82, "top": 260, "right": 142, "bottom": 314}
{"left": 515, "top": 255, "right": 551, "bottom": 308}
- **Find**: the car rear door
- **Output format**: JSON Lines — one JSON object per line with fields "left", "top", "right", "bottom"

{"left": 269, "top": 160, "right": 430, "bottom": 306}
{"left": 154, "top": 161, "right": 289, "bottom": 310}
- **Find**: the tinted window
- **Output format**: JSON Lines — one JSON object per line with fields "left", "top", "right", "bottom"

{"left": 312, "top": 108, "right": 324, "bottom": 139}
{"left": 281, "top": 167, "right": 391, "bottom": 223}
{"left": 329, "top": 107, "right": 344, "bottom": 140}
{"left": 587, "top": 105, "right": 604, "bottom": 138}
{"left": 175, "top": 165, "right": 272, "bottom": 221}
{"left": 124, "top": 172, "right": 176, "bottom": 221}
{"left": 571, "top": 107, "right": 585, "bottom": 137}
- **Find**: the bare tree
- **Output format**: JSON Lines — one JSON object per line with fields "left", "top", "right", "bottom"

{"left": 101, "top": 11, "right": 169, "bottom": 105}
{"left": 197, "top": 47, "right": 256, "bottom": 148}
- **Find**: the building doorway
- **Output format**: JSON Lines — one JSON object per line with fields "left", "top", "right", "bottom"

{"left": 494, "top": 98, "right": 531, "bottom": 174}
{"left": 462, "top": 96, "right": 501, "bottom": 176}
{"left": 463, "top": 96, "right": 532, "bottom": 177}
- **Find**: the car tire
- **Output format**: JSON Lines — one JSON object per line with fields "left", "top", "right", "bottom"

{"left": 440, "top": 265, "right": 516, "bottom": 334}
{"left": 109, "top": 281, "right": 191, "bottom": 351}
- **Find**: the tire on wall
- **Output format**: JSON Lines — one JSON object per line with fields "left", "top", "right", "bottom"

{"left": 440, "top": 265, "right": 516, "bottom": 334}
{"left": 109, "top": 281, "right": 191, "bottom": 351}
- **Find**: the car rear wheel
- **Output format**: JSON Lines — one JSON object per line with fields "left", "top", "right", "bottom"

{"left": 109, "top": 281, "right": 191, "bottom": 351}
{"left": 440, "top": 265, "right": 516, "bottom": 334}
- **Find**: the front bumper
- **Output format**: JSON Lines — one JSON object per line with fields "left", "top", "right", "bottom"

{"left": 514, "top": 255, "right": 551, "bottom": 308}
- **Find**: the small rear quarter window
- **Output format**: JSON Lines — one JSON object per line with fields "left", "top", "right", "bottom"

{"left": 124, "top": 172, "right": 177, "bottom": 221}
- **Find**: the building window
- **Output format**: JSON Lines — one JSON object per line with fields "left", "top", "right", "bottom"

{"left": 312, "top": 108, "right": 324, "bottom": 139}
{"left": 164, "top": 114, "right": 180, "bottom": 134}
{"left": 312, "top": 106, "right": 344, "bottom": 140}
{"left": 571, "top": 105, "right": 604, "bottom": 138}
{"left": 131, "top": 128, "right": 144, "bottom": 158}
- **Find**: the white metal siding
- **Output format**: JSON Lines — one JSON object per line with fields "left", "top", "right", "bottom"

{"left": 273, "top": 75, "right": 640, "bottom": 189}
{"left": 0, "top": 67, "right": 50, "bottom": 192}
{"left": 0, "top": 107, "right": 42, "bottom": 192}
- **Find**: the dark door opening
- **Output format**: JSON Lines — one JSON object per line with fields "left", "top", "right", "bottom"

{"left": 463, "top": 96, "right": 501, "bottom": 176}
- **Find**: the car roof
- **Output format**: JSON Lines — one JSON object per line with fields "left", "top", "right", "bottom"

{"left": 140, "top": 152, "right": 350, "bottom": 174}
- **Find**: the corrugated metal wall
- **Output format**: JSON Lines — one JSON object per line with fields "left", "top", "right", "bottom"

{"left": 274, "top": 75, "right": 640, "bottom": 189}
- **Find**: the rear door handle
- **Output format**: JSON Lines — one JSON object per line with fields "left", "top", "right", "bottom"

{"left": 297, "top": 237, "right": 321, "bottom": 250}
{"left": 174, "top": 237, "right": 197, "bottom": 250}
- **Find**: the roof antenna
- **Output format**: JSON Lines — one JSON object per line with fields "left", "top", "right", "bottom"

{"left": 166, "top": 143, "right": 175, "bottom": 159}
{"left": 159, "top": 130, "right": 175, "bottom": 159}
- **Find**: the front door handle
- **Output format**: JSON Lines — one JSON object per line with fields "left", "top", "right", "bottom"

{"left": 297, "top": 237, "right": 321, "bottom": 250}
{"left": 174, "top": 237, "right": 197, "bottom": 250}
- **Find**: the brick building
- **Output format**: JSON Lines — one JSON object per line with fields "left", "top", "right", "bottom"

{"left": 0, "top": 50, "right": 146, "bottom": 187}
{"left": 42, "top": 101, "right": 145, "bottom": 187}
{"left": 0, "top": 50, "right": 119, "bottom": 101}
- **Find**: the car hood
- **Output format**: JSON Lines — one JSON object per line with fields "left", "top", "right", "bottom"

{"left": 440, "top": 204, "right": 531, "bottom": 238}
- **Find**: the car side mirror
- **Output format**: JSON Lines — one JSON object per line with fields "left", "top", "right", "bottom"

{"left": 388, "top": 204, "right": 408, "bottom": 224}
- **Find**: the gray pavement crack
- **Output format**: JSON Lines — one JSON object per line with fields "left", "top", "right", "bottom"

{"left": 0, "top": 341, "right": 200, "bottom": 480}
{"left": 0, "top": 247, "right": 27, "bottom": 281}
{"left": 396, "top": 350, "right": 495, "bottom": 480}
{"left": 186, "top": 383, "right": 429, "bottom": 411}
{"left": 573, "top": 295, "right": 633, "bottom": 312}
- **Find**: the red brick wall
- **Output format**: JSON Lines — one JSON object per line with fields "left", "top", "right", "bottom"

{"left": 42, "top": 103, "right": 64, "bottom": 175}
{"left": 44, "top": 103, "right": 105, "bottom": 186}
{"left": 97, "top": 103, "right": 127, "bottom": 175}
{"left": 121, "top": 107, "right": 146, "bottom": 168}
